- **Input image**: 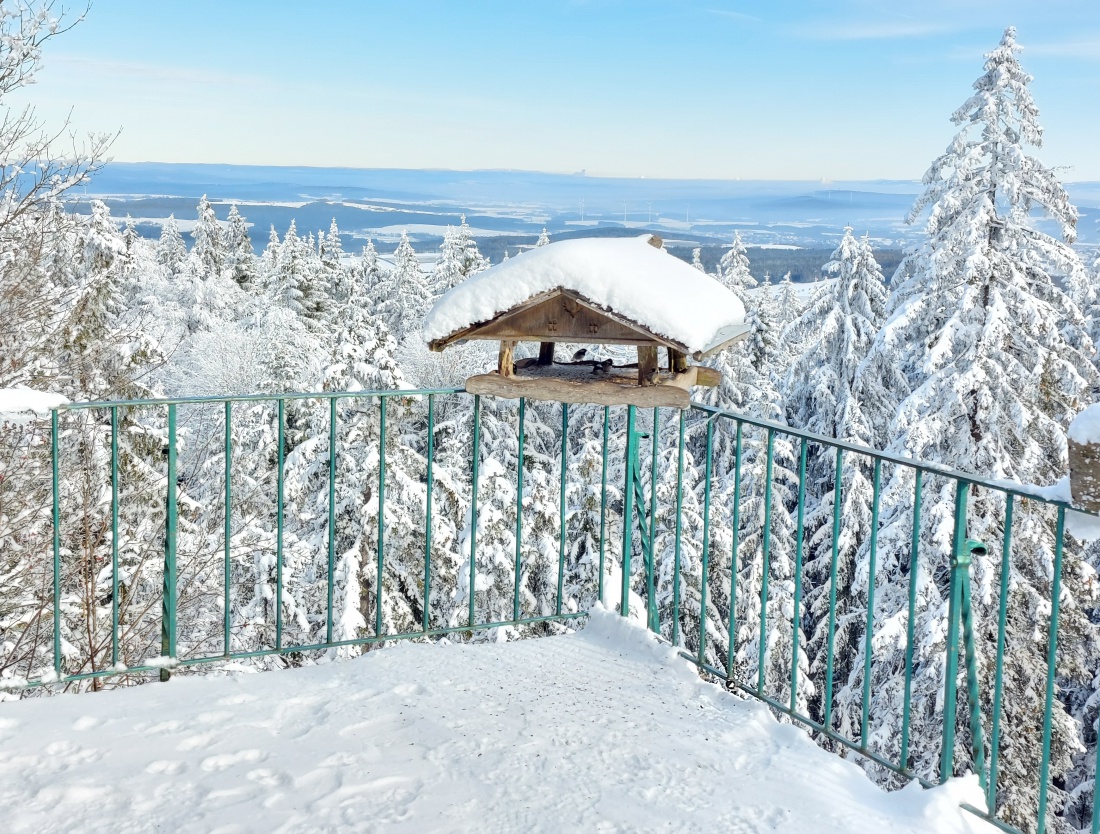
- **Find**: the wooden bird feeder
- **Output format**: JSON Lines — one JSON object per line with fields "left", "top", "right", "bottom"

{"left": 422, "top": 234, "right": 751, "bottom": 408}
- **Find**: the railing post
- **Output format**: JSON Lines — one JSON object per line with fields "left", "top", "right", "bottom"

{"left": 620, "top": 405, "right": 637, "bottom": 617}
{"left": 51, "top": 408, "right": 61, "bottom": 682}
{"left": 940, "top": 480, "right": 970, "bottom": 782}
{"left": 958, "top": 539, "right": 987, "bottom": 792}
{"left": 646, "top": 407, "right": 660, "bottom": 634}
{"left": 161, "top": 403, "right": 178, "bottom": 682}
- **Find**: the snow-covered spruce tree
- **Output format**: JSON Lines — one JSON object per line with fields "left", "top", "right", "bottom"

{"left": 266, "top": 220, "right": 328, "bottom": 321}
{"left": 691, "top": 247, "right": 705, "bottom": 273}
{"left": 375, "top": 231, "right": 430, "bottom": 340}
{"left": 778, "top": 227, "right": 888, "bottom": 735}
{"left": 717, "top": 231, "right": 756, "bottom": 301}
{"left": 222, "top": 204, "right": 258, "bottom": 290}
{"left": 535, "top": 228, "right": 550, "bottom": 248}
{"left": 355, "top": 238, "right": 387, "bottom": 298}
{"left": 156, "top": 215, "right": 188, "bottom": 279}
{"left": 851, "top": 29, "right": 1098, "bottom": 828}
{"left": 775, "top": 271, "right": 802, "bottom": 327}
{"left": 319, "top": 218, "right": 345, "bottom": 301}
{"left": 433, "top": 216, "right": 488, "bottom": 294}
{"left": 188, "top": 195, "right": 225, "bottom": 281}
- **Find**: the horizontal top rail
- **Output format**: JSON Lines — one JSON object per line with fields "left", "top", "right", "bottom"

{"left": 54, "top": 387, "right": 467, "bottom": 411}
{"left": 689, "top": 402, "right": 1077, "bottom": 512}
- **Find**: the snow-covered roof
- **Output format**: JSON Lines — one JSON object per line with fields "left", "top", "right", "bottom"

{"left": 423, "top": 235, "right": 749, "bottom": 356}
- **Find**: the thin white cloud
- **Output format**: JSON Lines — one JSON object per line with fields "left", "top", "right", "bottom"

{"left": 705, "top": 8, "right": 760, "bottom": 22}
{"left": 795, "top": 20, "right": 957, "bottom": 40}
{"left": 51, "top": 54, "right": 265, "bottom": 88}
{"left": 1026, "top": 38, "right": 1100, "bottom": 60}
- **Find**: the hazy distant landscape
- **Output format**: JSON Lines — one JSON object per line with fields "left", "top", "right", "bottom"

{"left": 69, "top": 163, "right": 1099, "bottom": 277}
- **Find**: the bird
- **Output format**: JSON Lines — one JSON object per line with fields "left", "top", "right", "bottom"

{"left": 644, "top": 367, "right": 660, "bottom": 386}
{"left": 571, "top": 348, "right": 587, "bottom": 363}
{"left": 592, "top": 359, "right": 613, "bottom": 376}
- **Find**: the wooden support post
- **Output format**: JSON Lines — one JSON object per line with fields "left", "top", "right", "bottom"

{"left": 668, "top": 348, "right": 688, "bottom": 373}
{"left": 498, "top": 340, "right": 517, "bottom": 378}
{"left": 538, "top": 341, "right": 555, "bottom": 366}
{"left": 638, "top": 345, "right": 659, "bottom": 387}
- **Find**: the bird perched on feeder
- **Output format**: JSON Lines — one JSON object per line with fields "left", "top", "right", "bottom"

{"left": 644, "top": 367, "right": 660, "bottom": 386}
{"left": 592, "top": 359, "right": 613, "bottom": 376}
{"left": 571, "top": 348, "right": 587, "bottom": 363}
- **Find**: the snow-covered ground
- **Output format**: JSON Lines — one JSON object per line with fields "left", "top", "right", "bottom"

{"left": 0, "top": 607, "right": 992, "bottom": 834}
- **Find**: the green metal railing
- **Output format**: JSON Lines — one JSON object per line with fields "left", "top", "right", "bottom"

{"left": 0, "top": 389, "right": 1094, "bottom": 834}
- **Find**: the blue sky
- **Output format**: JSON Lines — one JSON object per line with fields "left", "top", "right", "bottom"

{"left": 16, "top": 0, "right": 1100, "bottom": 180}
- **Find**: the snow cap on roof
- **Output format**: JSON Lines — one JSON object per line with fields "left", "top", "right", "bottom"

{"left": 422, "top": 235, "right": 748, "bottom": 356}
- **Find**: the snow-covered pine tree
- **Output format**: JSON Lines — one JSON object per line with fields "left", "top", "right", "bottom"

{"left": 433, "top": 216, "right": 488, "bottom": 294}
{"left": 775, "top": 271, "right": 801, "bottom": 326}
{"left": 319, "top": 218, "right": 345, "bottom": 301}
{"left": 535, "top": 228, "right": 550, "bottom": 247}
{"left": 222, "top": 204, "right": 258, "bottom": 290}
{"left": 718, "top": 231, "right": 756, "bottom": 301}
{"left": 375, "top": 231, "right": 430, "bottom": 340}
{"left": 156, "top": 215, "right": 188, "bottom": 279}
{"left": 189, "top": 195, "right": 225, "bottom": 281}
{"left": 851, "top": 29, "right": 1098, "bottom": 827}
{"left": 357, "top": 238, "right": 387, "bottom": 297}
{"left": 691, "top": 248, "right": 705, "bottom": 273}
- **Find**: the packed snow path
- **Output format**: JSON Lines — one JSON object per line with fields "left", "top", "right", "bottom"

{"left": 0, "top": 608, "right": 991, "bottom": 833}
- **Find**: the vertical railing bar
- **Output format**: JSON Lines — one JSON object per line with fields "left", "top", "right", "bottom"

{"left": 860, "top": 457, "right": 883, "bottom": 748}
{"left": 377, "top": 397, "right": 387, "bottom": 637}
{"left": 1036, "top": 506, "right": 1066, "bottom": 834}
{"left": 647, "top": 406, "right": 660, "bottom": 633}
{"left": 900, "top": 468, "right": 923, "bottom": 769}
{"left": 468, "top": 395, "right": 481, "bottom": 629}
{"left": 621, "top": 405, "right": 636, "bottom": 617}
{"left": 756, "top": 429, "right": 775, "bottom": 694}
{"left": 789, "top": 437, "right": 807, "bottom": 714}
{"left": 223, "top": 401, "right": 232, "bottom": 657}
{"left": 275, "top": 399, "right": 284, "bottom": 651}
{"left": 672, "top": 410, "right": 685, "bottom": 646}
{"left": 986, "top": 494, "right": 1012, "bottom": 815}
{"left": 51, "top": 409, "right": 61, "bottom": 680}
{"left": 162, "top": 403, "right": 178, "bottom": 678}
{"left": 940, "top": 480, "right": 970, "bottom": 784}
{"left": 556, "top": 403, "right": 568, "bottom": 617}
{"left": 110, "top": 405, "right": 120, "bottom": 668}
{"left": 423, "top": 394, "right": 435, "bottom": 634}
{"left": 698, "top": 417, "right": 715, "bottom": 667}
{"left": 326, "top": 397, "right": 337, "bottom": 645}
{"left": 726, "top": 421, "right": 743, "bottom": 680}
{"left": 823, "top": 447, "right": 844, "bottom": 728}
{"left": 598, "top": 405, "right": 609, "bottom": 605}
{"left": 513, "top": 398, "right": 526, "bottom": 624}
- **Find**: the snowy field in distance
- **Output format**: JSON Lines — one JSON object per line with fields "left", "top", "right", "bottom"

{"left": 0, "top": 607, "right": 993, "bottom": 834}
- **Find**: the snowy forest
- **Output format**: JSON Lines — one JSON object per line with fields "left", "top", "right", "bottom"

{"left": 1, "top": 11, "right": 1099, "bottom": 834}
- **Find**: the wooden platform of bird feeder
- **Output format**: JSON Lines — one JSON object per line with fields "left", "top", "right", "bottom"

{"left": 422, "top": 234, "right": 750, "bottom": 409}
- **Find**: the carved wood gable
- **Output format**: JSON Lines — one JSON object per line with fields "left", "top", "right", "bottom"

{"left": 438, "top": 289, "right": 685, "bottom": 349}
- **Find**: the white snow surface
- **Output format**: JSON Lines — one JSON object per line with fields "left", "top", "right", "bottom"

{"left": 990, "top": 475, "right": 1100, "bottom": 542}
{"left": 0, "top": 387, "right": 68, "bottom": 424}
{"left": 1069, "top": 403, "right": 1100, "bottom": 445}
{"left": 0, "top": 606, "right": 993, "bottom": 834}
{"left": 422, "top": 235, "right": 747, "bottom": 355}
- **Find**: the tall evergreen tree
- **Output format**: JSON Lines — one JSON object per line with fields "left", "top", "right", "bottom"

{"left": 852, "top": 29, "right": 1097, "bottom": 827}
{"left": 189, "top": 194, "right": 225, "bottom": 281}
{"left": 222, "top": 204, "right": 258, "bottom": 290}
{"left": 156, "top": 215, "right": 187, "bottom": 279}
